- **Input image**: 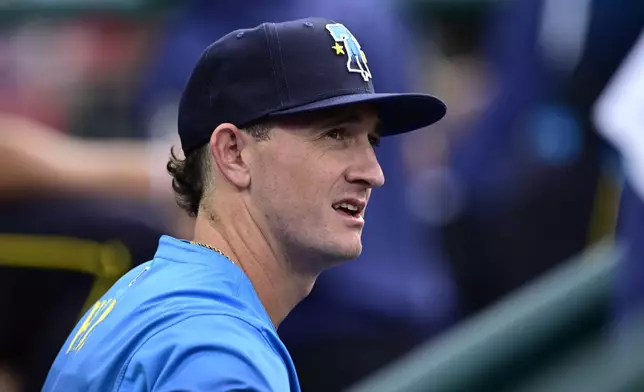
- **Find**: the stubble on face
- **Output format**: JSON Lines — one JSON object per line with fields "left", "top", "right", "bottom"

{"left": 247, "top": 106, "right": 382, "bottom": 270}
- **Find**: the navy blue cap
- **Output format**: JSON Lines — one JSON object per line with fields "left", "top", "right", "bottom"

{"left": 178, "top": 17, "right": 446, "bottom": 155}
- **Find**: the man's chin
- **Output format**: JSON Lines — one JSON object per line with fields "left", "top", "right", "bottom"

{"left": 327, "top": 242, "right": 363, "bottom": 264}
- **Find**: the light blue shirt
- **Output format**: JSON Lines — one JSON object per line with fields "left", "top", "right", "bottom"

{"left": 42, "top": 236, "right": 300, "bottom": 392}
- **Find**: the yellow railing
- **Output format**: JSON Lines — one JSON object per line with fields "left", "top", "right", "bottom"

{"left": 0, "top": 234, "right": 131, "bottom": 317}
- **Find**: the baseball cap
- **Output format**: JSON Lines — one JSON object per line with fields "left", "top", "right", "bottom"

{"left": 178, "top": 17, "right": 446, "bottom": 155}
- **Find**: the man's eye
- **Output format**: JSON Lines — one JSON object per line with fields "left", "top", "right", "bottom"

{"left": 369, "top": 135, "right": 381, "bottom": 148}
{"left": 325, "top": 128, "right": 346, "bottom": 141}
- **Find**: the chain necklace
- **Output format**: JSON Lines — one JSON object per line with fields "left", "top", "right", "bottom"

{"left": 191, "top": 241, "right": 236, "bottom": 265}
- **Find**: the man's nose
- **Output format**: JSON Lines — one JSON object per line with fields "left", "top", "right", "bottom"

{"left": 345, "top": 145, "right": 385, "bottom": 189}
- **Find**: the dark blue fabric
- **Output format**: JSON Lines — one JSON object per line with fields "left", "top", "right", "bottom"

{"left": 175, "top": 16, "right": 443, "bottom": 154}
{"left": 449, "top": 0, "right": 550, "bottom": 212}
{"left": 615, "top": 181, "right": 644, "bottom": 322}
{"left": 565, "top": 0, "right": 644, "bottom": 327}
{"left": 440, "top": 0, "right": 608, "bottom": 315}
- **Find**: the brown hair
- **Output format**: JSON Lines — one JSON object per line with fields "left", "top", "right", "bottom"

{"left": 167, "top": 123, "right": 270, "bottom": 217}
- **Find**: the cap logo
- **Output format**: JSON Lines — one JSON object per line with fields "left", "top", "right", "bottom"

{"left": 325, "top": 23, "right": 372, "bottom": 82}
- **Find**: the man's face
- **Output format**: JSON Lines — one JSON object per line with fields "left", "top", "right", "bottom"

{"left": 248, "top": 106, "right": 384, "bottom": 268}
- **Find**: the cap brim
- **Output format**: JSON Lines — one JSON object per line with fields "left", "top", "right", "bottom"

{"left": 269, "top": 93, "right": 446, "bottom": 136}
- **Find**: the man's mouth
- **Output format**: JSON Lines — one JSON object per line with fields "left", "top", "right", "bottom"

{"left": 332, "top": 199, "right": 365, "bottom": 218}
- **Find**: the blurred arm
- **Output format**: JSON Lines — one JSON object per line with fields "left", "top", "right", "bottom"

{"left": 0, "top": 113, "right": 173, "bottom": 201}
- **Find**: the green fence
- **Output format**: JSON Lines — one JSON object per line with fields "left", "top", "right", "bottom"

{"left": 348, "top": 242, "right": 644, "bottom": 392}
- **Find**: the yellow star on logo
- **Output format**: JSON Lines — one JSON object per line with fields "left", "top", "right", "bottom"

{"left": 332, "top": 42, "right": 345, "bottom": 55}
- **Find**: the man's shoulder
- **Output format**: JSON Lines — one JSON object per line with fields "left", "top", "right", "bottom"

{"left": 109, "top": 242, "right": 255, "bottom": 318}
{"left": 119, "top": 313, "right": 295, "bottom": 392}
{"left": 114, "top": 252, "right": 295, "bottom": 390}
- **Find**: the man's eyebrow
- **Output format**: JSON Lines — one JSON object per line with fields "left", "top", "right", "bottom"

{"left": 317, "top": 113, "right": 363, "bottom": 128}
{"left": 316, "top": 113, "right": 382, "bottom": 135}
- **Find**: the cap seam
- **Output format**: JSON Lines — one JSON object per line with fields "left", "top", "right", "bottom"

{"left": 264, "top": 23, "right": 287, "bottom": 108}
{"left": 272, "top": 26, "right": 292, "bottom": 105}
{"left": 202, "top": 45, "right": 216, "bottom": 108}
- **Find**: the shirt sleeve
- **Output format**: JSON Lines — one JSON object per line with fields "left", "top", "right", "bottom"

{"left": 119, "top": 314, "right": 290, "bottom": 392}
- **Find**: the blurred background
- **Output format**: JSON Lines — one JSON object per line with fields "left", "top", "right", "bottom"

{"left": 1, "top": 0, "right": 644, "bottom": 391}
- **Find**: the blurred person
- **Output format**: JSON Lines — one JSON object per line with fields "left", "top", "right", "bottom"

{"left": 0, "top": 11, "right": 182, "bottom": 392}
{"left": 42, "top": 17, "right": 447, "bottom": 392}
{"left": 135, "top": 1, "right": 461, "bottom": 391}
{"left": 412, "top": 0, "right": 617, "bottom": 316}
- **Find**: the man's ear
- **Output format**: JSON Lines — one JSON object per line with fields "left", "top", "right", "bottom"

{"left": 209, "top": 123, "right": 251, "bottom": 189}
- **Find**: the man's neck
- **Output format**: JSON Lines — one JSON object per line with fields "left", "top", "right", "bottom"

{"left": 192, "top": 205, "right": 317, "bottom": 328}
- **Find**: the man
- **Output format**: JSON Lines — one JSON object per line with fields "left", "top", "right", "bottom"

{"left": 136, "top": 2, "right": 461, "bottom": 390}
{"left": 42, "top": 17, "right": 446, "bottom": 391}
